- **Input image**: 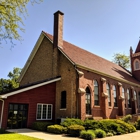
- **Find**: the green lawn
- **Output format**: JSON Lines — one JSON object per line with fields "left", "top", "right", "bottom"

{"left": 0, "top": 133, "right": 43, "bottom": 140}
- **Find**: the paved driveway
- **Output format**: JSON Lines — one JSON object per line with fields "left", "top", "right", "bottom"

{"left": 7, "top": 129, "right": 140, "bottom": 140}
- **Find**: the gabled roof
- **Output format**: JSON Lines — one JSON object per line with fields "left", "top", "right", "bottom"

{"left": 135, "top": 40, "right": 140, "bottom": 53}
{"left": 44, "top": 32, "right": 140, "bottom": 86}
{"left": 0, "top": 77, "right": 61, "bottom": 99}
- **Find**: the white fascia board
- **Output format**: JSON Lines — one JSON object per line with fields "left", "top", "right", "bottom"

{"left": 0, "top": 77, "right": 61, "bottom": 99}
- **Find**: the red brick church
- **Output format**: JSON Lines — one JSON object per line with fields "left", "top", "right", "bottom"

{"left": 0, "top": 11, "right": 140, "bottom": 129}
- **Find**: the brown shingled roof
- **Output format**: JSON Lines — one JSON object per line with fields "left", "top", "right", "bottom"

{"left": 43, "top": 31, "right": 140, "bottom": 85}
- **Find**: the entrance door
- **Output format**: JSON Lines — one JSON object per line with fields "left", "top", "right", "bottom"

{"left": 7, "top": 104, "right": 28, "bottom": 129}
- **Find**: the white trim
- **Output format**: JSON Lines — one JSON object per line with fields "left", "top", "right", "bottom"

{"left": 0, "top": 99, "right": 4, "bottom": 128}
{"left": 0, "top": 77, "right": 61, "bottom": 99}
{"left": 36, "top": 103, "right": 53, "bottom": 120}
{"left": 60, "top": 108, "right": 67, "bottom": 110}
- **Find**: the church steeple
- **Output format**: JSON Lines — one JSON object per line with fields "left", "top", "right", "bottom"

{"left": 131, "top": 40, "right": 140, "bottom": 81}
{"left": 135, "top": 40, "right": 140, "bottom": 53}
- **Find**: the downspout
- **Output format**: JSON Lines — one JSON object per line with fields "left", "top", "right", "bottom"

{"left": 71, "top": 81, "right": 73, "bottom": 118}
{"left": 74, "top": 65, "right": 79, "bottom": 118}
{"left": 0, "top": 99, "right": 4, "bottom": 128}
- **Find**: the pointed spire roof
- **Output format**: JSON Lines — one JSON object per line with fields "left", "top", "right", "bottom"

{"left": 135, "top": 40, "right": 140, "bottom": 53}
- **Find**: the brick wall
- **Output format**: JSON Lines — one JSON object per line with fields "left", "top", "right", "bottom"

{"left": 55, "top": 52, "right": 78, "bottom": 119}
{"left": 78, "top": 68, "right": 140, "bottom": 120}
{"left": 20, "top": 37, "right": 54, "bottom": 86}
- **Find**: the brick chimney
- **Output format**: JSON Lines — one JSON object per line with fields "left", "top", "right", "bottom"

{"left": 53, "top": 11, "right": 64, "bottom": 48}
{"left": 52, "top": 11, "right": 64, "bottom": 77}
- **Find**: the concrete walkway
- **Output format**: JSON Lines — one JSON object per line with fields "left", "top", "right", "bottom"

{"left": 7, "top": 129, "right": 140, "bottom": 140}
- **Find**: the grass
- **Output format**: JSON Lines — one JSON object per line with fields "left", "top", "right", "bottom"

{"left": 0, "top": 132, "right": 43, "bottom": 140}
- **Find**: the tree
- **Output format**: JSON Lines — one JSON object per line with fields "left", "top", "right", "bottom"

{"left": 0, "top": 67, "right": 22, "bottom": 93}
{"left": 112, "top": 53, "right": 130, "bottom": 69}
{"left": 0, "top": 0, "right": 43, "bottom": 47}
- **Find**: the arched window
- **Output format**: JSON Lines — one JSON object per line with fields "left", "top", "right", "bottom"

{"left": 106, "top": 83, "right": 111, "bottom": 106}
{"left": 135, "top": 61, "right": 139, "bottom": 69}
{"left": 122, "top": 87, "right": 125, "bottom": 98}
{"left": 127, "top": 89, "right": 131, "bottom": 108}
{"left": 85, "top": 87, "right": 91, "bottom": 114}
{"left": 134, "top": 59, "right": 140, "bottom": 70}
{"left": 94, "top": 80, "right": 99, "bottom": 106}
{"left": 134, "top": 91, "right": 137, "bottom": 100}
{"left": 122, "top": 87, "right": 126, "bottom": 107}
{"left": 113, "top": 85, "right": 117, "bottom": 107}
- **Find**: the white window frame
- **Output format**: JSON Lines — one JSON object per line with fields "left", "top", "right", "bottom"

{"left": 36, "top": 103, "right": 53, "bottom": 120}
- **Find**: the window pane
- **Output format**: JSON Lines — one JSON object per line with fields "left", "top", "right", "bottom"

{"left": 61, "top": 91, "right": 66, "bottom": 108}
{"left": 122, "top": 88, "right": 125, "bottom": 98}
{"left": 135, "top": 61, "right": 139, "bottom": 69}
{"left": 86, "top": 87, "right": 91, "bottom": 114}
{"left": 113, "top": 85, "right": 117, "bottom": 107}
{"left": 42, "top": 105, "right": 47, "bottom": 119}
{"left": 37, "top": 104, "right": 42, "bottom": 119}
{"left": 127, "top": 89, "right": 131, "bottom": 108}
{"left": 134, "top": 91, "right": 137, "bottom": 100}
{"left": 107, "top": 83, "right": 111, "bottom": 106}
{"left": 94, "top": 80, "right": 99, "bottom": 105}
{"left": 47, "top": 105, "right": 52, "bottom": 119}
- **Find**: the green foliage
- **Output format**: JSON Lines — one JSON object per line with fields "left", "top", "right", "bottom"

{"left": 32, "top": 121, "right": 54, "bottom": 131}
{"left": 0, "top": 0, "right": 43, "bottom": 47}
{"left": 112, "top": 53, "right": 130, "bottom": 69}
{"left": 83, "top": 119, "right": 136, "bottom": 135}
{"left": 68, "top": 124, "right": 85, "bottom": 137}
{"left": 120, "top": 114, "right": 132, "bottom": 123}
{"left": 80, "top": 130, "right": 95, "bottom": 140}
{"left": 106, "top": 132, "right": 113, "bottom": 137}
{"left": 114, "top": 119, "right": 136, "bottom": 133}
{"left": 47, "top": 125, "right": 67, "bottom": 134}
{"left": 0, "top": 67, "right": 22, "bottom": 93}
{"left": 84, "top": 119, "right": 100, "bottom": 130}
{"left": 136, "top": 119, "right": 140, "bottom": 130}
{"left": 94, "top": 129, "right": 106, "bottom": 138}
{"left": 61, "top": 118, "right": 84, "bottom": 127}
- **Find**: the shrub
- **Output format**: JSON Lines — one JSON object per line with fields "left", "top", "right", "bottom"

{"left": 84, "top": 119, "right": 99, "bottom": 130}
{"left": 115, "top": 119, "right": 136, "bottom": 133}
{"left": 80, "top": 130, "right": 95, "bottom": 140}
{"left": 136, "top": 119, "right": 140, "bottom": 130}
{"left": 94, "top": 129, "right": 106, "bottom": 138}
{"left": 61, "top": 118, "right": 84, "bottom": 127}
{"left": 68, "top": 124, "right": 85, "bottom": 137}
{"left": 106, "top": 132, "right": 113, "bottom": 137}
{"left": 47, "top": 125, "right": 67, "bottom": 134}
{"left": 0, "top": 128, "right": 6, "bottom": 134}
{"left": 32, "top": 121, "right": 54, "bottom": 131}
{"left": 121, "top": 114, "right": 132, "bottom": 123}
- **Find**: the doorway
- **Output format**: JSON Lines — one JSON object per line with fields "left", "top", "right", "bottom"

{"left": 7, "top": 103, "right": 28, "bottom": 129}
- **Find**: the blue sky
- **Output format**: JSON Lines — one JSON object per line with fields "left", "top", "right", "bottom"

{"left": 0, "top": 0, "right": 140, "bottom": 78}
